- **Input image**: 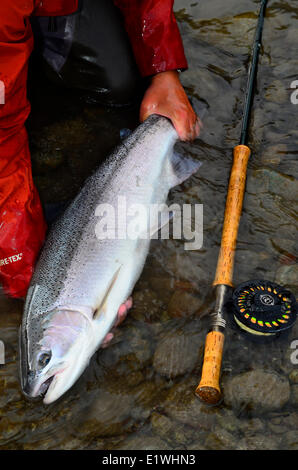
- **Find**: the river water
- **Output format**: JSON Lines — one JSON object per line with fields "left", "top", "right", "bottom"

{"left": 0, "top": 0, "right": 297, "bottom": 450}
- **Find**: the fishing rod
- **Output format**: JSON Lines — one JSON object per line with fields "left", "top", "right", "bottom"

{"left": 195, "top": 0, "right": 297, "bottom": 405}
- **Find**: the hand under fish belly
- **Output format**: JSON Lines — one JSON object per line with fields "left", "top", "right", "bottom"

{"left": 19, "top": 115, "right": 201, "bottom": 404}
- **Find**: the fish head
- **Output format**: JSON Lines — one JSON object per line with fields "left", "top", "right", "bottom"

{"left": 20, "top": 308, "right": 93, "bottom": 404}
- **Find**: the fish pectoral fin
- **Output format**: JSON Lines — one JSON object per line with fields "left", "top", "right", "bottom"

{"left": 93, "top": 265, "right": 122, "bottom": 319}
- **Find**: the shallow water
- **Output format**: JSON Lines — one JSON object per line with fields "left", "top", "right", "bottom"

{"left": 0, "top": 0, "right": 297, "bottom": 450}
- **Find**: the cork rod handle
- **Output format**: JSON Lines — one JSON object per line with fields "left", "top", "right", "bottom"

{"left": 213, "top": 145, "right": 251, "bottom": 287}
{"left": 195, "top": 330, "right": 225, "bottom": 404}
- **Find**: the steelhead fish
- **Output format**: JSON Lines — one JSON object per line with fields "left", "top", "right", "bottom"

{"left": 20, "top": 115, "right": 201, "bottom": 404}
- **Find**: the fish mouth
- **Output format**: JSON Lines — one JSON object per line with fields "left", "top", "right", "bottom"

{"left": 38, "top": 375, "right": 55, "bottom": 398}
{"left": 21, "top": 374, "right": 55, "bottom": 401}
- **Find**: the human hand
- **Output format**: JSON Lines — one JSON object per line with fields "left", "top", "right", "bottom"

{"left": 140, "top": 70, "right": 202, "bottom": 141}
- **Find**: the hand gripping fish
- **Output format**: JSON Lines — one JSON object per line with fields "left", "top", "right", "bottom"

{"left": 20, "top": 115, "right": 201, "bottom": 404}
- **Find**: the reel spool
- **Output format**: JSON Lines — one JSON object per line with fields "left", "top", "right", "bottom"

{"left": 231, "top": 280, "right": 297, "bottom": 339}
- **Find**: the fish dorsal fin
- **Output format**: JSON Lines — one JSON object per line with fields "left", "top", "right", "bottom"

{"left": 93, "top": 265, "right": 122, "bottom": 319}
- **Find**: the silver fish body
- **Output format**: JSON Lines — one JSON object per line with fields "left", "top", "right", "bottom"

{"left": 20, "top": 115, "right": 201, "bottom": 404}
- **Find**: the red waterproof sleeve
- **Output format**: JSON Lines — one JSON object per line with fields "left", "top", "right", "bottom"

{"left": 34, "top": 0, "right": 79, "bottom": 16}
{"left": 113, "top": 0, "right": 188, "bottom": 77}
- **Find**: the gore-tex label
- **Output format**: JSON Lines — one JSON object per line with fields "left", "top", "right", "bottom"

{"left": 0, "top": 253, "right": 23, "bottom": 266}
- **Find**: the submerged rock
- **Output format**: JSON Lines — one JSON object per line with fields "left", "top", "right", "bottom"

{"left": 239, "top": 433, "right": 282, "bottom": 450}
{"left": 177, "top": 12, "right": 256, "bottom": 55}
{"left": 148, "top": 277, "right": 176, "bottom": 304}
{"left": 223, "top": 369, "right": 290, "bottom": 414}
{"left": 204, "top": 426, "right": 240, "bottom": 450}
{"left": 289, "top": 370, "right": 298, "bottom": 384}
{"left": 275, "top": 265, "right": 298, "bottom": 295}
{"left": 76, "top": 391, "right": 138, "bottom": 437}
{"left": 269, "top": 237, "right": 297, "bottom": 265}
{"left": 163, "top": 378, "right": 219, "bottom": 430}
{"left": 153, "top": 330, "right": 203, "bottom": 379}
{"left": 239, "top": 418, "right": 265, "bottom": 436}
{"left": 282, "top": 431, "right": 298, "bottom": 450}
{"left": 130, "top": 288, "right": 165, "bottom": 322}
{"left": 114, "top": 435, "right": 171, "bottom": 450}
{"left": 268, "top": 412, "right": 298, "bottom": 435}
{"left": 260, "top": 144, "right": 287, "bottom": 166}
{"left": 133, "top": 380, "right": 168, "bottom": 413}
{"left": 215, "top": 409, "right": 242, "bottom": 434}
{"left": 167, "top": 290, "right": 204, "bottom": 318}
{"left": 249, "top": 169, "right": 298, "bottom": 201}
{"left": 151, "top": 412, "right": 194, "bottom": 446}
{"left": 290, "top": 385, "right": 298, "bottom": 407}
{"left": 264, "top": 80, "right": 289, "bottom": 104}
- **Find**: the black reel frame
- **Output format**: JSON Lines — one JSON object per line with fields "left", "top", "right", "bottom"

{"left": 227, "top": 280, "right": 297, "bottom": 339}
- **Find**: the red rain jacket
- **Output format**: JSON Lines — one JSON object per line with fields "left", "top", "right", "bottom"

{"left": 0, "top": 0, "right": 187, "bottom": 298}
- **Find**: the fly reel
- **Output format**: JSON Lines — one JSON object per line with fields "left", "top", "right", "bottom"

{"left": 231, "top": 280, "right": 297, "bottom": 339}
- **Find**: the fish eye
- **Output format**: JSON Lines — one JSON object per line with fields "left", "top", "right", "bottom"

{"left": 38, "top": 352, "right": 52, "bottom": 369}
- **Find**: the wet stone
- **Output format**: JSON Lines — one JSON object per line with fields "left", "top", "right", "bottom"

{"left": 289, "top": 370, "right": 298, "bottom": 384}
{"left": 275, "top": 265, "right": 298, "bottom": 296}
{"left": 153, "top": 330, "right": 203, "bottom": 379}
{"left": 151, "top": 412, "right": 194, "bottom": 446}
{"left": 114, "top": 435, "right": 171, "bottom": 450}
{"left": 75, "top": 391, "right": 138, "bottom": 437}
{"left": 238, "top": 433, "right": 282, "bottom": 450}
{"left": 215, "top": 409, "right": 242, "bottom": 435}
{"left": 183, "top": 14, "right": 256, "bottom": 55}
{"left": 260, "top": 144, "right": 287, "bottom": 166}
{"left": 165, "top": 252, "right": 213, "bottom": 287}
{"left": 148, "top": 277, "right": 175, "bottom": 304}
{"left": 0, "top": 418, "right": 23, "bottom": 447}
{"left": 239, "top": 418, "right": 265, "bottom": 436}
{"left": 282, "top": 431, "right": 298, "bottom": 450}
{"left": 264, "top": 80, "right": 289, "bottom": 104}
{"left": 167, "top": 290, "right": 204, "bottom": 318}
{"left": 223, "top": 369, "right": 291, "bottom": 415}
{"left": 130, "top": 289, "right": 165, "bottom": 322}
{"left": 290, "top": 385, "right": 298, "bottom": 407}
{"left": 268, "top": 412, "right": 298, "bottom": 435}
{"left": 268, "top": 236, "right": 297, "bottom": 265}
{"left": 272, "top": 59, "right": 298, "bottom": 79}
{"left": 186, "top": 442, "right": 206, "bottom": 450}
{"left": 133, "top": 381, "right": 168, "bottom": 415}
{"left": 247, "top": 168, "right": 298, "bottom": 201}
{"left": 163, "top": 378, "right": 219, "bottom": 430}
{"left": 204, "top": 426, "right": 240, "bottom": 450}
{"left": 98, "top": 324, "right": 153, "bottom": 377}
